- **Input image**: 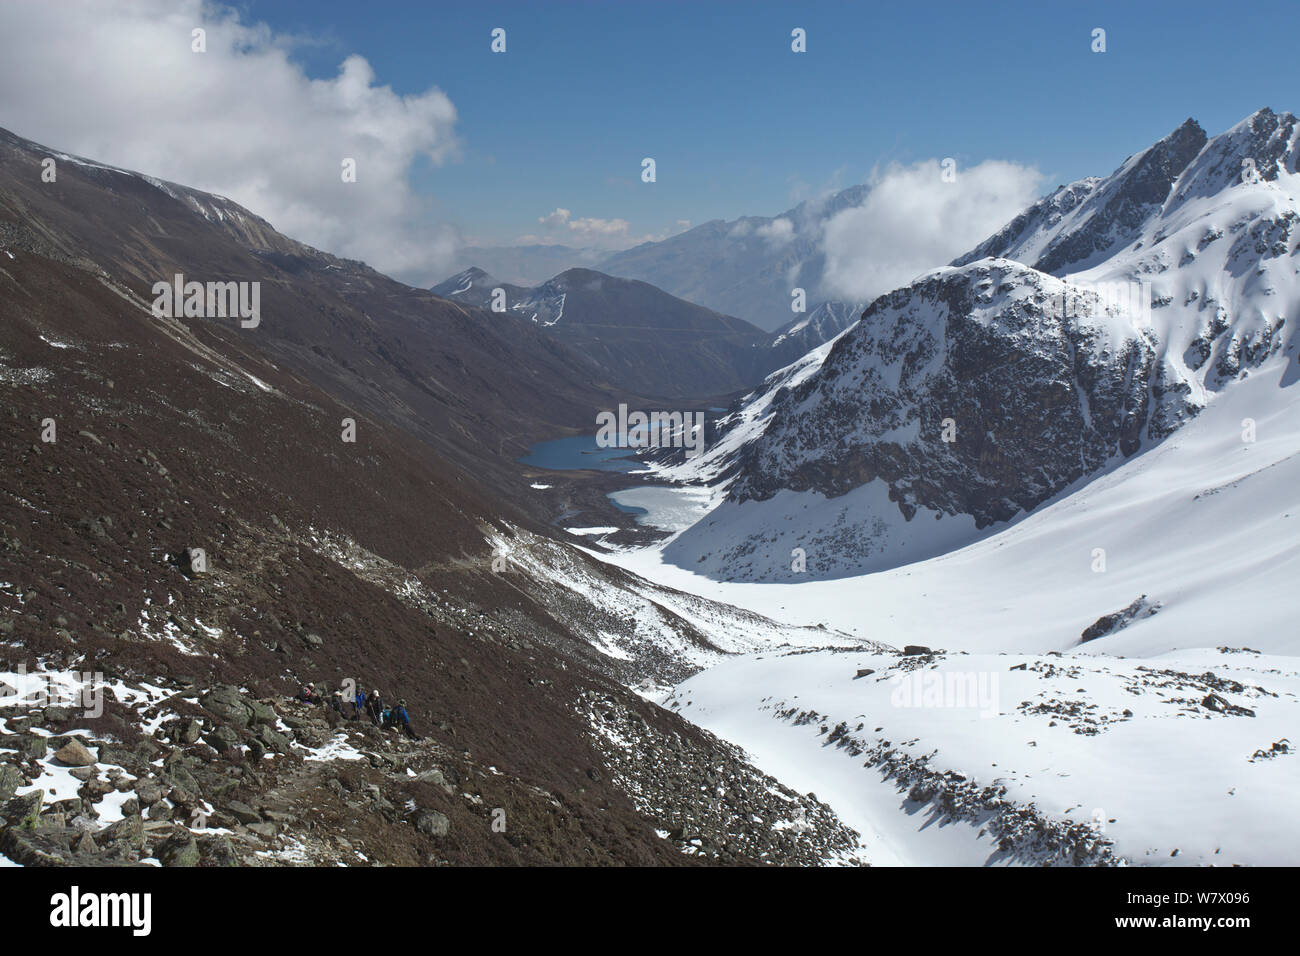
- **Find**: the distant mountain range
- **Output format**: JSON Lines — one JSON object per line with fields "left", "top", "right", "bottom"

{"left": 443, "top": 243, "right": 604, "bottom": 287}
{"left": 430, "top": 265, "right": 857, "bottom": 398}
{"left": 445, "top": 186, "right": 870, "bottom": 333}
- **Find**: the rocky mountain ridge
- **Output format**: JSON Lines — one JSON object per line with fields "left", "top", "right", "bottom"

{"left": 663, "top": 108, "right": 1299, "bottom": 581}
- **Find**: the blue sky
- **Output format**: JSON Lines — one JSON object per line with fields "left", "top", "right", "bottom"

{"left": 239, "top": 0, "right": 1298, "bottom": 247}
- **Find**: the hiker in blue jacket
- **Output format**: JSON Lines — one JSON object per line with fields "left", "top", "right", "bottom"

{"left": 392, "top": 698, "right": 419, "bottom": 740}
{"left": 353, "top": 688, "right": 367, "bottom": 719}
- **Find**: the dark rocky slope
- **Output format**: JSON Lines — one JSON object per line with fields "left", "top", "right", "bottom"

{"left": 0, "top": 127, "right": 646, "bottom": 519}
{"left": 0, "top": 147, "right": 864, "bottom": 865}
{"left": 432, "top": 266, "right": 774, "bottom": 399}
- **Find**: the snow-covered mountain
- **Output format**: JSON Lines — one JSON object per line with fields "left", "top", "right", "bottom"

{"left": 766, "top": 300, "right": 863, "bottom": 370}
{"left": 658, "top": 108, "right": 1299, "bottom": 582}
{"left": 431, "top": 266, "right": 529, "bottom": 313}
{"left": 591, "top": 112, "right": 1300, "bottom": 866}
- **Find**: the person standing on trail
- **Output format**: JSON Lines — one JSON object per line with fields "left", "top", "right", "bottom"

{"left": 366, "top": 689, "right": 384, "bottom": 726}
{"left": 353, "top": 687, "right": 367, "bottom": 720}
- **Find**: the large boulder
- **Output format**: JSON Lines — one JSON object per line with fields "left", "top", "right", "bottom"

{"left": 204, "top": 725, "right": 241, "bottom": 754}
{"left": 0, "top": 789, "right": 43, "bottom": 830}
{"left": 0, "top": 734, "right": 48, "bottom": 759}
{"left": 256, "top": 726, "right": 292, "bottom": 754}
{"left": 246, "top": 700, "right": 278, "bottom": 727}
{"left": 224, "top": 800, "right": 261, "bottom": 825}
{"left": 0, "top": 764, "right": 22, "bottom": 800}
{"left": 97, "top": 745, "right": 148, "bottom": 776}
{"left": 134, "top": 779, "right": 164, "bottom": 807}
{"left": 197, "top": 833, "right": 239, "bottom": 866}
{"left": 0, "top": 824, "right": 73, "bottom": 865}
{"left": 177, "top": 718, "right": 203, "bottom": 745}
{"left": 161, "top": 764, "right": 201, "bottom": 796}
{"left": 414, "top": 810, "right": 450, "bottom": 837}
{"left": 98, "top": 814, "right": 145, "bottom": 854}
{"left": 53, "top": 739, "right": 96, "bottom": 767}
{"left": 200, "top": 685, "right": 254, "bottom": 729}
{"left": 72, "top": 829, "right": 99, "bottom": 855}
{"left": 155, "top": 831, "right": 200, "bottom": 867}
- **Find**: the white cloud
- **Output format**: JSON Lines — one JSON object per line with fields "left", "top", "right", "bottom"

{"left": 821, "top": 159, "right": 1044, "bottom": 302}
{"left": 538, "top": 208, "right": 573, "bottom": 228}
{"left": 529, "top": 206, "right": 682, "bottom": 251}
{"left": 567, "top": 216, "right": 634, "bottom": 240}
{"left": 755, "top": 217, "right": 794, "bottom": 245}
{"left": 0, "top": 0, "right": 460, "bottom": 285}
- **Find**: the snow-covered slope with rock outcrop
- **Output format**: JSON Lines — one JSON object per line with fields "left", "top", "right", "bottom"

{"left": 667, "top": 642, "right": 1300, "bottom": 866}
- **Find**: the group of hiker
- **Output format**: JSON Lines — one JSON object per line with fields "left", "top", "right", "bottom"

{"left": 295, "top": 682, "right": 420, "bottom": 740}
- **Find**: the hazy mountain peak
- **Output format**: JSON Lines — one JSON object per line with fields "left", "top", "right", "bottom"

{"left": 429, "top": 265, "right": 502, "bottom": 297}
